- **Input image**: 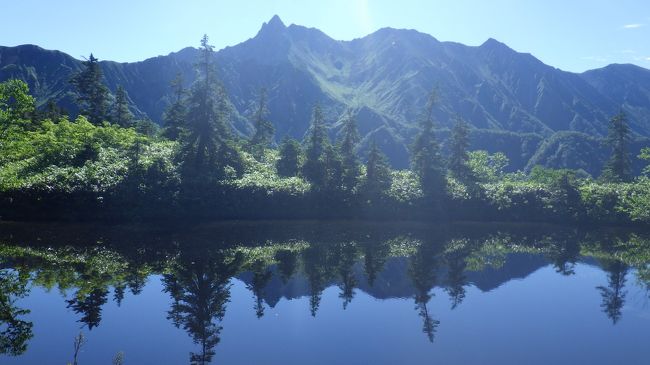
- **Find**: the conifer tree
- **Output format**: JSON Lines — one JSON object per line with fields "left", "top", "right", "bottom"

{"left": 111, "top": 85, "right": 133, "bottom": 127}
{"left": 249, "top": 87, "right": 274, "bottom": 157}
{"left": 163, "top": 74, "right": 187, "bottom": 140}
{"left": 338, "top": 113, "right": 361, "bottom": 191}
{"left": 179, "top": 35, "right": 241, "bottom": 182}
{"left": 277, "top": 137, "right": 302, "bottom": 177}
{"left": 302, "top": 104, "right": 330, "bottom": 188}
{"left": 70, "top": 54, "right": 110, "bottom": 125}
{"left": 448, "top": 116, "right": 473, "bottom": 183}
{"left": 602, "top": 111, "right": 632, "bottom": 182}
{"left": 364, "top": 140, "right": 392, "bottom": 198}
{"left": 411, "top": 89, "right": 445, "bottom": 198}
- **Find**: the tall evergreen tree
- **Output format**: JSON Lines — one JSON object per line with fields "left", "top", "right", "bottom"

{"left": 179, "top": 35, "right": 241, "bottom": 182}
{"left": 276, "top": 137, "right": 302, "bottom": 177}
{"left": 163, "top": 74, "right": 187, "bottom": 140}
{"left": 249, "top": 87, "right": 274, "bottom": 156}
{"left": 448, "top": 116, "right": 473, "bottom": 183}
{"left": 70, "top": 54, "right": 110, "bottom": 125}
{"left": 364, "top": 140, "right": 392, "bottom": 198}
{"left": 338, "top": 113, "right": 361, "bottom": 191}
{"left": 602, "top": 111, "right": 632, "bottom": 182}
{"left": 111, "top": 85, "right": 133, "bottom": 127}
{"left": 411, "top": 89, "right": 446, "bottom": 198}
{"left": 302, "top": 104, "right": 330, "bottom": 189}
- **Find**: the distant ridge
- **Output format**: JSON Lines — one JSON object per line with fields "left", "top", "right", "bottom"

{"left": 1, "top": 15, "right": 649, "bottom": 171}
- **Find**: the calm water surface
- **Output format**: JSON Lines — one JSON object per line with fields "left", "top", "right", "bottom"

{"left": 0, "top": 222, "right": 648, "bottom": 365}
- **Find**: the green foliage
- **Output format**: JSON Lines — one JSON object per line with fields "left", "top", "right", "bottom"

{"left": 467, "top": 150, "right": 509, "bottom": 183}
{"left": 387, "top": 170, "right": 423, "bottom": 203}
{"left": 0, "top": 79, "right": 35, "bottom": 132}
{"left": 0, "top": 79, "right": 649, "bottom": 224}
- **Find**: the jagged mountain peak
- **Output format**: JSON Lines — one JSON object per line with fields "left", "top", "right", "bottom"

{"left": 257, "top": 14, "right": 287, "bottom": 36}
{"left": 480, "top": 37, "right": 515, "bottom": 52}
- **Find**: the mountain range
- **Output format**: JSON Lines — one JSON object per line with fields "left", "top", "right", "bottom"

{"left": 2, "top": 15, "right": 649, "bottom": 172}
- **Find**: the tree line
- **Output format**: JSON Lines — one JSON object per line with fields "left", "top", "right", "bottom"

{"left": 0, "top": 35, "right": 649, "bottom": 223}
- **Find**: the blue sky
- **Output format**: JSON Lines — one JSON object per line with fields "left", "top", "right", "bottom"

{"left": 2, "top": 0, "right": 649, "bottom": 72}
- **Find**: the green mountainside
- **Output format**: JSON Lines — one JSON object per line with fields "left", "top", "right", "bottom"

{"left": 2, "top": 15, "right": 649, "bottom": 171}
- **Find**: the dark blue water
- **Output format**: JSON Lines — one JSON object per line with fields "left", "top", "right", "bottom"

{"left": 0, "top": 222, "right": 648, "bottom": 365}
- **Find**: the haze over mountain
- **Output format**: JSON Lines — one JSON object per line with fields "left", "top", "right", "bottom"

{"left": 1, "top": 15, "right": 649, "bottom": 171}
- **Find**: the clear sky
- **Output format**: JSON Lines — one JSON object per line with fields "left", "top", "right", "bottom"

{"left": 2, "top": 0, "right": 649, "bottom": 72}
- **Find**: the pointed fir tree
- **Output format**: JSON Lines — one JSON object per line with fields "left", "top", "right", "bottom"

{"left": 178, "top": 35, "right": 242, "bottom": 183}
{"left": 111, "top": 85, "right": 133, "bottom": 127}
{"left": 601, "top": 111, "right": 632, "bottom": 183}
{"left": 364, "top": 140, "right": 392, "bottom": 198}
{"left": 249, "top": 87, "right": 275, "bottom": 157}
{"left": 277, "top": 137, "right": 302, "bottom": 177}
{"left": 338, "top": 112, "right": 361, "bottom": 191}
{"left": 70, "top": 54, "right": 110, "bottom": 125}
{"left": 163, "top": 73, "right": 187, "bottom": 140}
{"left": 448, "top": 116, "right": 473, "bottom": 183}
{"left": 302, "top": 103, "right": 330, "bottom": 189}
{"left": 411, "top": 89, "right": 446, "bottom": 198}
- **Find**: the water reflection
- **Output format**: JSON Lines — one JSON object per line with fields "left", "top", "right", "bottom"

{"left": 163, "top": 250, "right": 243, "bottom": 365}
{"left": 0, "top": 222, "right": 649, "bottom": 363}
{"left": 0, "top": 270, "right": 33, "bottom": 356}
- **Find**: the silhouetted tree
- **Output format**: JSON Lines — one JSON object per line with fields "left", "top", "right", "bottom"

{"left": 275, "top": 249, "right": 298, "bottom": 283}
{"left": 408, "top": 238, "right": 441, "bottom": 342}
{"left": 448, "top": 116, "right": 473, "bottom": 183}
{"left": 111, "top": 85, "right": 133, "bottom": 127}
{"left": 277, "top": 137, "right": 302, "bottom": 177}
{"left": 360, "top": 238, "right": 391, "bottom": 287}
{"left": 363, "top": 140, "right": 392, "bottom": 200}
{"left": 302, "top": 244, "right": 331, "bottom": 316}
{"left": 411, "top": 89, "right": 446, "bottom": 199}
{"left": 597, "top": 259, "right": 628, "bottom": 324}
{"left": 163, "top": 250, "right": 243, "bottom": 365}
{"left": 70, "top": 54, "right": 110, "bottom": 124}
{"left": 336, "top": 242, "right": 358, "bottom": 309}
{"left": 444, "top": 240, "right": 471, "bottom": 310}
{"left": 249, "top": 87, "right": 274, "bottom": 157}
{"left": 246, "top": 260, "right": 273, "bottom": 318}
{"left": 547, "top": 238, "right": 580, "bottom": 276}
{"left": 602, "top": 111, "right": 632, "bottom": 182}
{"left": 302, "top": 104, "right": 330, "bottom": 189}
{"left": 163, "top": 73, "right": 187, "bottom": 140}
{"left": 338, "top": 113, "right": 361, "bottom": 192}
{"left": 66, "top": 288, "right": 109, "bottom": 330}
{"left": 178, "top": 35, "right": 242, "bottom": 184}
{"left": 0, "top": 270, "right": 33, "bottom": 356}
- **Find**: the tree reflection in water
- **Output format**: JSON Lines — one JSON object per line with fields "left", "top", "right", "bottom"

{"left": 163, "top": 250, "right": 243, "bottom": 365}
{"left": 1, "top": 222, "right": 650, "bottom": 361}
{"left": 0, "top": 270, "right": 33, "bottom": 356}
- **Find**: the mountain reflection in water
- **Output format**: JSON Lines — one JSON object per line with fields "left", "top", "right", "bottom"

{"left": 0, "top": 222, "right": 649, "bottom": 365}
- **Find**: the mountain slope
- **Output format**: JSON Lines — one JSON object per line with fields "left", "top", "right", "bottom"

{"left": 1, "top": 15, "right": 649, "bottom": 170}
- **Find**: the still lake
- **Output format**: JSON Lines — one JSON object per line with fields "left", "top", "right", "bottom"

{"left": 0, "top": 221, "right": 649, "bottom": 365}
